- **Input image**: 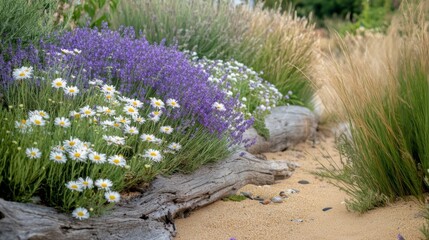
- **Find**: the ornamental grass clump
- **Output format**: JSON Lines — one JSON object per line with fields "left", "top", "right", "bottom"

{"left": 40, "top": 25, "right": 252, "bottom": 144}
{"left": 110, "top": 0, "right": 317, "bottom": 108}
{"left": 317, "top": 1, "right": 429, "bottom": 213}
{"left": 0, "top": 61, "right": 232, "bottom": 219}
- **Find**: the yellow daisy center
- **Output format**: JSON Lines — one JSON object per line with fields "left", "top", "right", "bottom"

{"left": 74, "top": 153, "right": 81, "bottom": 158}
{"left": 101, "top": 183, "right": 107, "bottom": 188}
{"left": 71, "top": 185, "right": 78, "bottom": 189}
{"left": 109, "top": 195, "right": 116, "bottom": 200}
{"left": 128, "top": 108, "right": 135, "bottom": 112}
{"left": 55, "top": 156, "right": 62, "bottom": 160}
{"left": 69, "top": 89, "right": 75, "bottom": 93}
{"left": 84, "top": 110, "right": 91, "bottom": 115}
{"left": 113, "top": 159, "right": 120, "bottom": 164}
{"left": 94, "top": 155, "right": 101, "bottom": 160}
{"left": 106, "top": 95, "right": 112, "bottom": 99}
{"left": 114, "top": 123, "right": 120, "bottom": 127}
{"left": 150, "top": 152, "right": 157, "bottom": 157}
{"left": 60, "top": 121, "right": 65, "bottom": 126}
{"left": 56, "top": 82, "right": 62, "bottom": 86}
{"left": 21, "top": 119, "right": 26, "bottom": 124}
{"left": 19, "top": 72, "right": 25, "bottom": 77}
{"left": 77, "top": 211, "right": 84, "bottom": 217}
{"left": 69, "top": 142, "right": 75, "bottom": 146}
{"left": 34, "top": 120, "right": 41, "bottom": 125}
{"left": 83, "top": 181, "right": 88, "bottom": 186}
{"left": 31, "top": 152, "right": 36, "bottom": 156}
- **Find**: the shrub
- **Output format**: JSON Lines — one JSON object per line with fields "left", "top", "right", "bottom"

{"left": 110, "top": 0, "right": 317, "bottom": 108}
{"left": 317, "top": 1, "right": 429, "bottom": 212}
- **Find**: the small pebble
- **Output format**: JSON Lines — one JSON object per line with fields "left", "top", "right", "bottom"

{"left": 286, "top": 189, "right": 300, "bottom": 194}
{"left": 261, "top": 199, "right": 271, "bottom": 205}
{"left": 291, "top": 219, "right": 304, "bottom": 222}
{"left": 298, "top": 180, "right": 310, "bottom": 184}
{"left": 253, "top": 196, "right": 264, "bottom": 201}
{"left": 322, "top": 207, "right": 332, "bottom": 212}
{"left": 240, "top": 191, "right": 253, "bottom": 200}
{"left": 271, "top": 196, "right": 284, "bottom": 203}
{"left": 279, "top": 191, "right": 288, "bottom": 198}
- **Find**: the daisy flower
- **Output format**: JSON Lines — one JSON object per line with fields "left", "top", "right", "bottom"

{"left": 168, "top": 142, "right": 182, "bottom": 151}
{"left": 104, "top": 191, "right": 121, "bottom": 203}
{"left": 149, "top": 115, "right": 160, "bottom": 123}
{"left": 95, "top": 179, "right": 113, "bottom": 190}
{"left": 212, "top": 102, "right": 226, "bottom": 112}
{"left": 104, "top": 93, "right": 115, "bottom": 102}
{"left": 88, "top": 151, "right": 107, "bottom": 164}
{"left": 150, "top": 97, "right": 164, "bottom": 109}
{"left": 160, "top": 126, "right": 173, "bottom": 134}
{"left": 89, "top": 78, "right": 103, "bottom": 86}
{"left": 28, "top": 115, "right": 45, "bottom": 126}
{"left": 49, "top": 151, "right": 67, "bottom": 164}
{"left": 26, "top": 147, "right": 41, "bottom": 159}
{"left": 66, "top": 181, "right": 83, "bottom": 192}
{"left": 114, "top": 116, "right": 131, "bottom": 125}
{"left": 15, "top": 119, "right": 31, "bottom": 133}
{"left": 29, "top": 110, "right": 50, "bottom": 119}
{"left": 166, "top": 98, "right": 180, "bottom": 108}
{"left": 61, "top": 49, "right": 74, "bottom": 55}
{"left": 73, "top": 48, "right": 82, "bottom": 54}
{"left": 132, "top": 115, "right": 146, "bottom": 124}
{"left": 78, "top": 177, "right": 94, "bottom": 189}
{"left": 128, "top": 99, "right": 143, "bottom": 108}
{"left": 124, "top": 125, "right": 139, "bottom": 135}
{"left": 143, "top": 149, "right": 162, "bottom": 162}
{"left": 69, "top": 110, "right": 81, "bottom": 119}
{"left": 80, "top": 105, "right": 95, "bottom": 118}
{"left": 64, "top": 137, "right": 81, "bottom": 149}
{"left": 103, "top": 135, "right": 125, "bottom": 146}
{"left": 101, "top": 120, "right": 115, "bottom": 128}
{"left": 123, "top": 105, "right": 138, "bottom": 116}
{"left": 54, "top": 117, "right": 71, "bottom": 128}
{"left": 13, "top": 66, "right": 33, "bottom": 80}
{"left": 68, "top": 147, "right": 88, "bottom": 162}
{"left": 97, "top": 106, "right": 115, "bottom": 116}
{"left": 51, "top": 78, "right": 67, "bottom": 89}
{"left": 64, "top": 86, "right": 80, "bottom": 96}
{"left": 72, "top": 207, "right": 89, "bottom": 220}
{"left": 101, "top": 84, "right": 116, "bottom": 94}
{"left": 140, "top": 134, "right": 156, "bottom": 142}
{"left": 108, "top": 155, "right": 126, "bottom": 167}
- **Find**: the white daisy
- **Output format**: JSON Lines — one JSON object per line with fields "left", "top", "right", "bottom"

{"left": 123, "top": 105, "right": 138, "bottom": 116}
{"left": 160, "top": 126, "right": 173, "bottom": 134}
{"left": 80, "top": 106, "right": 95, "bottom": 118}
{"left": 168, "top": 142, "right": 182, "bottom": 151}
{"left": 69, "top": 110, "right": 81, "bottom": 119}
{"left": 54, "top": 117, "right": 71, "bottom": 128}
{"left": 15, "top": 119, "right": 31, "bottom": 133}
{"left": 95, "top": 178, "right": 113, "bottom": 190}
{"left": 101, "top": 84, "right": 116, "bottom": 94}
{"left": 101, "top": 120, "right": 115, "bottom": 127}
{"left": 96, "top": 106, "right": 116, "bottom": 116}
{"left": 132, "top": 115, "right": 146, "bottom": 124}
{"left": 102, "top": 135, "right": 125, "bottom": 146}
{"left": 64, "top": 86, "right": 80, "bottom": 96}
{"left": 78, "top": 177, "right": 93, "bottom": 189}
{"left": 66, "top": 181, "right": 83, "bottom": 192}
{"left": 149, "top": 115, "right": 160, "bottom": 123}
{"left": 143, "top": 149, "right": 162, "bottom": 162}
{"left": 89, "top": 78, "right": 103, "bottom": 86}
{"left": 114, "top": 116, "right": 131, "bottom": 125}
{"left": 150, "top": 97, "right": 165, "bottom": 109}
{"left": 88, "top": 151, "right": 107, "bottom": 164}
{"left": 166, "top": 98, "right": 180, "bottom": 108}
{"left": 13, "top": 66, "right": 33, "bottom": 80}
{"left": 68, "top": 147, "right": 87, "bottom": 162}
{"left": 140, "top": 134, "right": 156, "bottom": 142}
{"left": 108, "top": 155, "right": 126, "bottom": 167}
{"left": 49, "top": 151, "right": 67, "bottom": 164}
{"left": 63, "top": 137, "right": 81, "bottom": 149}
{"left": 72, "top": 207, "right": 89, "bottom": 220}
{"left": 28, "top": 115, "right": 45, "bottom": 126}
{"left": 124, "top": 125, "right": 139, "bottom": 135}
{"left": 127, "top": 99, "right": 143, "bottom": 108}
{"left": 104, "top": 191, "right": 121, "bottom": 203}
{"left": 61, "top": 49, "right": 74, "bottom": 55}
{"left": 26, "top": 147, "right": 41, "bottom": 159}
{"left": 29, "top": 110, "right": 50, "bottom": 119}
{"left": 212, "top": 102, "right": 226, "bottom": 111}
{"left": 51, "top": 78, "right": 67, "bottom": 89}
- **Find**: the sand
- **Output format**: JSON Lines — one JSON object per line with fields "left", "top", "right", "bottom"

{"left": 174, "top": 137, "right": 426, "bottom": 240}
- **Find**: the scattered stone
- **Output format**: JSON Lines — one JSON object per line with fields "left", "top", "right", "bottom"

{"left": 286, "top": 189, "right": 300, "bottom": 194}
{"left": 271, "top": 196, "right": 284, "bottom": 203}
{"left": 279, "top": 191, "right": 288, "bottom": 198}
{"left": 322, "top": 207, "right": 332, "bottom": 212}
{"left": 240, "top": 191, "right": 253, "bottom": 200}
{"left": 253, "top": 196, "right": 264, "bottom": 201}
{"left": 397, "top": 233, "right": 405, "bottom": 240}
{"left": 290, "top": 219, "right": 304, "bottom": 223}
{"left": 298, "top": 180, "right": 310, "bottom": 184}
{"left": 260, "top": 199, "right": 271, "bottom": 205}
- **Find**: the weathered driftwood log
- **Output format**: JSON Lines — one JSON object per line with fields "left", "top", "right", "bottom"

{"left": 0, "top": 152, "right": 296, "bottom": 240}
{"left": 244, "top": 106, "right": 318, "bottom": 154}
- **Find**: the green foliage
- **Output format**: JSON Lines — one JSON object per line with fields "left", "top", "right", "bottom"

{"left": 0, "top": 65, "right": 231, "bottom": 216}
{"left": 68, "top": 0, "right": 120, "bottom": 27}
{"left": 222, "top": 194, "right": 247, "bottom": 202}
{"left": 110, "top": 0, "right": 317, "bottom": 108}
{"left": 0, "top": 0, "right": 60, "bottom": 46}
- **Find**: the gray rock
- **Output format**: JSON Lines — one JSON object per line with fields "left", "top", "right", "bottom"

{"left": 244, "top": 106, "right": 318, "bottom": 154}
{"left": 271, "top": 196, "right": 284, "bottom": 203}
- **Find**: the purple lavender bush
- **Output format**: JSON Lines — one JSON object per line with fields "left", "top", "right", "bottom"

{"left": 41, "top": 24, "right": 252, "bottom": 144}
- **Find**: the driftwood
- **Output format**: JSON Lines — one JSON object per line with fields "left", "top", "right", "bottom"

{"left": 0, "top": 152, "right": 296, "bottom": 240}
{"left": 244, "top": 106, "right": 318, "bottom": 154}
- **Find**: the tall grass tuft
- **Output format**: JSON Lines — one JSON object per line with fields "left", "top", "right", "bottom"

{"left": 317, "top": 1, "right": 429, "bottom": 213}
{"left": 110, "top": 0, "right": 317, "bottom": 107}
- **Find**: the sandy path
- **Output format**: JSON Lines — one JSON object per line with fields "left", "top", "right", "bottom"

{"left": 175, "top": 137, "right": 426, "bottom": 240}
